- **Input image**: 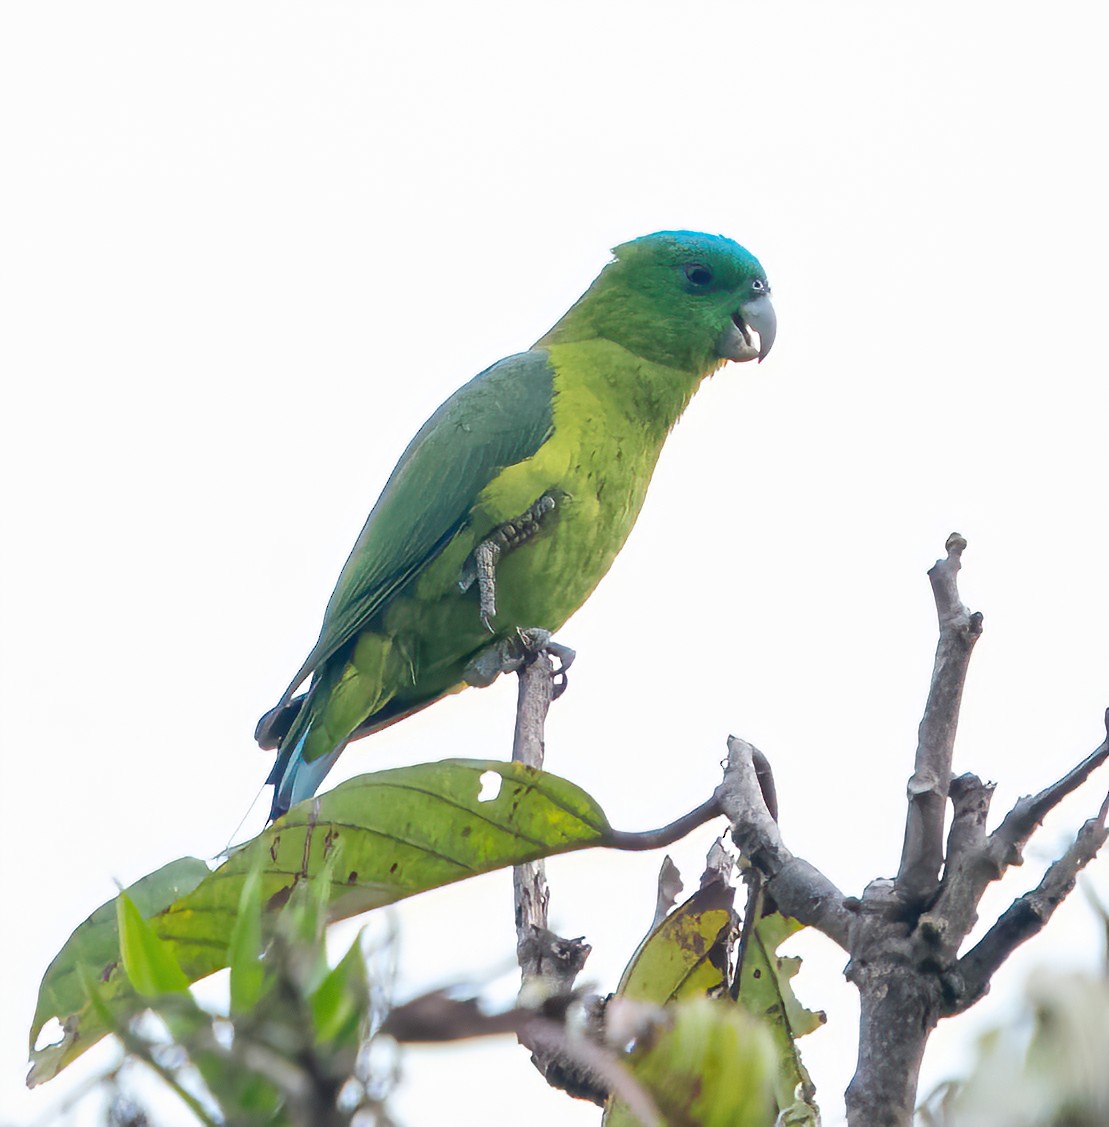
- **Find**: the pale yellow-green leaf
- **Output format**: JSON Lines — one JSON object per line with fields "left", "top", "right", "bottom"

{"left": 737, "top": 912, "right": 824, "bottom": 1121}
{"left": 615, "top": 878, "right": 735, "bottom": 1005}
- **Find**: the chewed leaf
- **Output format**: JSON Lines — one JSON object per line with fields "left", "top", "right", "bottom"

{"left": 30, "top": 758, "right": 609, "bottom": 1085}
{"left": 29, "top": 856, "right": 209, "bottom": 1080}
{"left": 738, "top": 912, "right": 825, "bottom": 1121}
{"left": 615, "top": 876, "right": 735, "bottom": 1005}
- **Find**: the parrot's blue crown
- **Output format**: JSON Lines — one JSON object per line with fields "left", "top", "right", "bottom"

{"left": 614, "top": 230, "right": 765, "bottom": 280}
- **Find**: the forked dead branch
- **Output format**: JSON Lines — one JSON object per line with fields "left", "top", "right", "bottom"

{"left": 505, "top": 535, "right": 1108, "bottom": 1127}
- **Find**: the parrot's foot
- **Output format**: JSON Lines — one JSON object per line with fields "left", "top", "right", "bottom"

{"left": 462, "top": 627, "right": 576, "bottom": 696}
{"left": 544, "top": 640, "right": 576, "bottom": 699}
{"left": 458, "top": 494, "right": 557, "bottom": 632}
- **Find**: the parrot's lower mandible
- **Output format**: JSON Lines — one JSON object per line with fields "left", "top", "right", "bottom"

{"left": 257, "top": 231, "right": 776, "bottom": 820}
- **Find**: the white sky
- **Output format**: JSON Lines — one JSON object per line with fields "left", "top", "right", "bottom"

{"left": 3, "top": 3, "right": 1108, "bottom": 1125}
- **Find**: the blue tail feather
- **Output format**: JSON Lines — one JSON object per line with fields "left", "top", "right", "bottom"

{"left": 267, "top": 723, "right": 344, "bottom": 822}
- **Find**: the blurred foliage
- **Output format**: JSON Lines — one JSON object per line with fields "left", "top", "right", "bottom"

{"left": 30, "top": 759, "right": 609, "bottom": 1084}
{"left": 920, "top": 968, "right": 1109, "bottom": 1127}
{"left": 83, "top": 858, "right": 398, "bottom": 1127}
{"left": 605, "top": 998, "right": 778, "bottom": 1127}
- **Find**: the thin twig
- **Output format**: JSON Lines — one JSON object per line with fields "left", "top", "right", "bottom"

{"left": 112, "top": 1025, "right": 221, "bottom": 1127}
{"left": 946, "top": 793, "right": 1109, "bottom": 1015}
{"left": 604, "top": 795, "right": 723, "bottom": 850}
{"left": 991, "top": 716, "right": 1109, "bottom": 857}
{"left": 380, "top": 979, "right": 660, "bottom": 1118}
{"left": 389, "top": 994, "right": 659, "bottom": 1118}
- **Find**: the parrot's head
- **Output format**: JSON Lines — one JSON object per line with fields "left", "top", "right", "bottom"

{"left": 545, "top": 231, "right": 775, "bottom": 374}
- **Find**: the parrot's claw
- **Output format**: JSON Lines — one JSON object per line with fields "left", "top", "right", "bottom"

{"left": 544, "top": 640, "right": 576, "bottom": 698}
{"left": 461, "top": 628, "right": 575, "bottom": 698}
{"left": 458, "top": 494, "right": 557, "bottom": 632}
{"left": 462, "top": 627, "right": 551, "bottom": 687}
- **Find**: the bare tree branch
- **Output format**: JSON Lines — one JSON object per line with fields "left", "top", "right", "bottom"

{"left": 919, "top": 729, "right": 1109, "bottom": 967}
{"left": 522, "top": 1016, "right": 662, "bottom": 1126}
{"left": 946, "top": 792, "right": 1109, "bottom": 1015}
{"left": 991, "top": 712, "right": 1109, "bottom": 857}
{"left": 912, "top": 774, "right": 997, "bottom": 963}
{"left": 383, "top": 992, "right": 663, "bottom": 1124}
{"left": 844, "top": 877, "right": 936, "bottom": 1127}
{"left": 509, "top": 653, "right": 614, "bottom": 1107}
{"left": 497, "top": 539, "right": 1104, "bottom": 1127}
{"left": 512, "top": 653, "right": 554, "bottom": 951}
{"left": 897, "top": 533, "right": 983, "bottom": 902}
{"left": 717, "top": 736, "right": 852, "bottom": 950}
{"left": 841, "top": 537, "right": 1106, "bottom": 1127}
{"left": 944, "top": 773, "right": 996, "bottom": 872}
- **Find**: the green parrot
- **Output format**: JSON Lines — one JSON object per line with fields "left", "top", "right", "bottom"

{"left": 258, "top": 230, "right": 775, "bottom": 820}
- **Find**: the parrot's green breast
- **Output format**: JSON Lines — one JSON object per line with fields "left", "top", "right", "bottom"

{"left": 471, "top": 339, "right": 704, "bottom": 631}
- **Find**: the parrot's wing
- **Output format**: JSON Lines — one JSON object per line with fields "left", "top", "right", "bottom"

{"left": 273, "top": 349, "right": 554, "bottom": 714}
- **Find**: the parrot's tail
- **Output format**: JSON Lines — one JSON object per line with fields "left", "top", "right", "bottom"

{"left": 266, "top": 724, "right": 344, "bottom": 823}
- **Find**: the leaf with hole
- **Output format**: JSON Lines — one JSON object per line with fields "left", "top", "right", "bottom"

{"left": 29, "top": 758, "right": 609, "bottom": 1084}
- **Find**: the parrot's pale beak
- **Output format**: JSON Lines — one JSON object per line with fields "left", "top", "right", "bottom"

{"left": 716, "top": 292, "right": 777, "bottom": 363}
{"left": 740, "top": 293, "right": 776, "bottom": 363}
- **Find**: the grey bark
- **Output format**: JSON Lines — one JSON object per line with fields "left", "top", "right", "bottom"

{"left": 504, "top": 537, "right": 1107, "bottom": 1127}
{"left": 711, "top": 536, "right": 1108, "bottom": 1127}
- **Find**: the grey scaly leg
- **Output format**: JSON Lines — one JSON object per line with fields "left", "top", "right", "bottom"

{"left": 458, "top": 493, "right": 557, "bottom": 632}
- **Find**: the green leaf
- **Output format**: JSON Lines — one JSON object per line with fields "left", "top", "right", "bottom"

{"left": 605, "top": 998, "right": 777, "bottom": 1127}
{"left": 615, "top": 878, "right": 735, "bottom": 1005}
{"left": 737, "top": 912, "right": 824, "bottom": 1123}
{"left": 310, "top": 932, "right": 370, "bottom": 1049}
{"left": 116, "top": 892, "right": 190, "bottom": 996}
{"left": 30, "top": 758, "right": 609, "bottom": 1084}
{"left": 227, "top": 863, "right": 265, "bottom": 1015}
{"left": 28, "top": 856, "right": 209, "bottom": 1085}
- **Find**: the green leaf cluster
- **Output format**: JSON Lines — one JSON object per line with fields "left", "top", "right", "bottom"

{"left": 82, "top": 857, "right": 386, "bottom": 1126}
{"left": 30, "top": 759, "right": 608, "bottom": 1085}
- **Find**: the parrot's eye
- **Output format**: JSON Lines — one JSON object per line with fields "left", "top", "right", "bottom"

{"left": 752, "top": 278, "right": 767, "bottom": 293}
{"left": 682, "top": 263, "right": 714, "bottom": 288}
